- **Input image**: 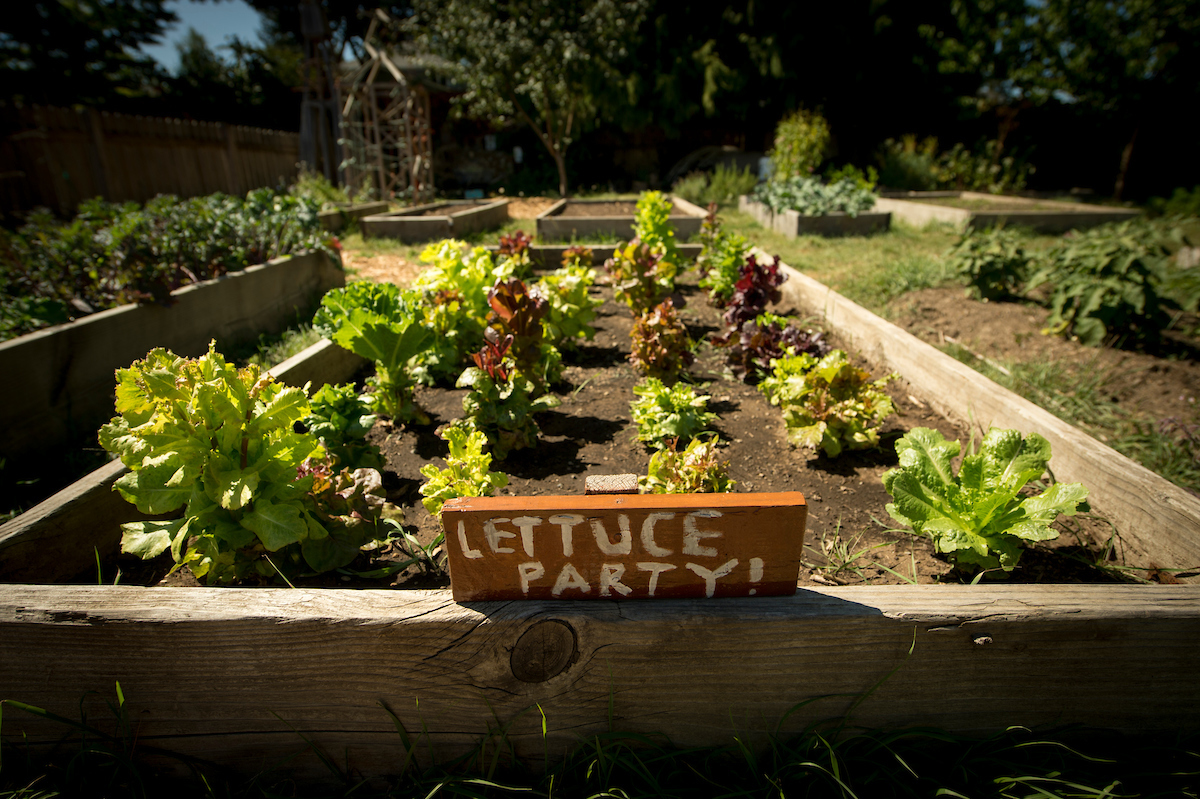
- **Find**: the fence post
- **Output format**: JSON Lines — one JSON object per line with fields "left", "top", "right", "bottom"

{"left": 222, "top": 124, "right": 240, "bottom": 195}
{"left": 85, "top": 108, "right": 111, "bottom": 199}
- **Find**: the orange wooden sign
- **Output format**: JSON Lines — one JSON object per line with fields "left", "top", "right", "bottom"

{"left": 441, "top": 492, "right": 807, "bottom": 601}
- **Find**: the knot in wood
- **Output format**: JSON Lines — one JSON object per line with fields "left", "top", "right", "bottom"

{"left": 511, "top": 619, "right": 577, "bottom": 683}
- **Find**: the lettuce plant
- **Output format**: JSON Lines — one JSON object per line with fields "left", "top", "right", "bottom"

{"left": 419, "top": 426, "right": 508, "bottom": 518}
{"left": 536, "top": 263, "right": 602, "bottom": 346}
{"left": 604, "top": 238, "right": 677, "bottom": 315}
{"left": 696, "top": 207, "right": 751, "bottom": 308}
{"left": 635, "top": 190, "right": 680, "bottom": 264}
{"left": 630, "top": 377, "right": 717, "bottom": 449}
{"left": 947, "top": 227, "right": 1030, "bottom": 301}
{"left": 99, "top": 343, "right": 385, "bottom": 584}
{"left": 723, "top": 253, "right": 787, "bottom": 328}
{"left": 630, "top": 299, "right": 694, "bottom": 382}
{"left": 454, "top": 333, "right": 561, "bottom": 460}
{"left": 883, "top": 427, "right": 1090, "bottom": 572}
{"left": 640, "top": 436, "right": 735, "bottom": 494}
{"left": 713, "top": 312, "right": 829, "bottom": 384}
{"left": 312, "top": 281, "right": 434, "bottom": 424}
{"left": 561, "top": 245, "right": 594, "bottom": 268}
{"left": 487, "top": 277, "right": 563, "bottom": 391}
{"left": 759, "top": 349, "right": 896, "bottom": 457}
{"left": 496, "top": 229, "right": 534, "bottom": 276}
{"left": 303, "top": 383, "right": 384, "bottom": 471}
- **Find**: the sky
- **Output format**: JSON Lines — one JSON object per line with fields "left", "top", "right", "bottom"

{"left": 140, "top": 0, "right": 267, "bottom": 74}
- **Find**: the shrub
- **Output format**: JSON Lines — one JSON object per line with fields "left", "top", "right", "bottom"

{"left": 751, "top": 177, "right": 877, "bottom": 217}
{"left": 759, "top": 349, "right": 896, "bottom": 457}
{"left": 630, "top": 377, "right": 717, "bottom": 449}
{"left": 1147, "top": 185, "right": 1200, "bottom": 218}
{"left": 640, "top": 436, "right": 735, "bottom": 494}
{"left": 672, "top": 163, "right": 759, "bottom": 206}
{"left": 946, "top": 227, "right": 1030, "bottom": 301}
{"left": 875, "top": 136, "right": 1035, "bottom": 194}
{"left": 769, "top": 108, "right": 831, "bottom": 179}
{"left": 876, "top": 136, "right": 939, "bottom": 191}
{"left": 630, "top": 299, "right": 694, "bottom": 382}
{"left": 883, "top": 427, "right": 1089, "bottom": 573}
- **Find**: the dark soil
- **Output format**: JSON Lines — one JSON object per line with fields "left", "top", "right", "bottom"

{"left": 555, "top": 201, "right": 691, "bottom": 218}
{"left": 410, "top": 201, "right": 493, "bottom": 217}
{"left": 133, "top": 270, "right": 1128, "bottom": 590}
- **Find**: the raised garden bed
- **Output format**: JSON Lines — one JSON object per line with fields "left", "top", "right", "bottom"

{"left": 317, "top": 200, "right": 390, "bottom": 232}
{"left": 2, "top": 256, "right": 1198, "bottom": 781}
{"left": 537, "top": 196, "right": 707, "bottom": 241}
{"left": 739, "top": 195, "right": 891, "bottom": 237}
{"left": 875, "top": 191, "right": 1140, "bottom": 233}
{"left": 0, "top": 250, "right": 344, "bottom": 474}
{"left": 360, "top": 199, "right": 509, "bottom": 242}
{"left": 487, "top": 242, "right": 702, "bottom": 268}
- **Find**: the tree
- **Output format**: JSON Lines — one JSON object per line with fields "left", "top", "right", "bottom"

{"left": 0, "top": 0, "right": 176, "bottom": 108}
{"left": 407, "top": 0, "right": 649, "bottom": 197}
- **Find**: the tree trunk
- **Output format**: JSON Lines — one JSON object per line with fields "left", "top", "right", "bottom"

{"left": 553, "top": 147, "right": 569, "bottom": 198}
{"left": 1113, "top": 125, "right": 1139, "bottom": 201}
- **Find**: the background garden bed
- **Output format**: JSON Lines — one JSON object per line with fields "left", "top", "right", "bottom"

{"left": 739, "top": 195, "right": 890, "bottom": 237}
{"left": 317, "top": 200, "right": 390, "bottom": 231}
{"left": 361, "top": 199, "right": 509, "bottom": 241}
{"left": 537, "top": 196, "right": 707, "bottom": 241}
{"left": 874, "top": 191, "right": 1141, "bottom": 232}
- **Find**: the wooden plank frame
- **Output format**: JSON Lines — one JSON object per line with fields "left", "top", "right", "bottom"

{"left": 873, "top": 191, "right": 1140, "bottom": 233}
{"left": 536, "top": 196, "right": 707, "bottom": 242}
{"left": 738, "top": 195, "right": 891, "bottom": 237}
{"left": 3, "top": 259, "right": 1200, "bottom": 781}
{"left": 360, "top": 199, "right": 509, "bottom": 242}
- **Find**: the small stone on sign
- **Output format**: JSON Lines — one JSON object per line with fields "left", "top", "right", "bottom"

{"left": 585, "top": 474, "right": 639, "bottom": 495}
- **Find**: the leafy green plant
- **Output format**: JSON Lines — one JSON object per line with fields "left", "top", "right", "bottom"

{"left": 759, "top": 349, "right": 896, "bottom": 457}
{"left": 752, "top": 176, "right": 877, "bottom": 217}
{"left": 670, "top": 171, "right": 709, "bottom": 205}
{"left": 603, "top": 238, "right": 677, "bottom": 315}
{"left": 946, "top": 226, "right": 1030, "bottom": 301}
{"left": 419, "top": 426, "right": 508, "bottom": 518}
{"left": 630, "top": 377, "right": 717, "bottom": 449}
{"left": 672, "top": 163, "right": 759, "bottom": 206}
{"left": 561, "top": 245, "right": 594, "bottom": 268}
{"left": 634, "top": 190, "right": 679, "bottom": 263}
{"left": 876, "top": 135, "right": 940, "bottom": 191}
{"left": 823, "top": 164, "right": 879, "bottom": 192}
{"left": 722, "top": 253, "right": 788, "bottom": 329}
{"left": 536, "top": 263, "right": 602, "bottom": 346}
{"left": 1027, "top": 220, "right": 1174, "bottom": 346}
{"left": 937, "top": 140, "right": 1035, "bottom": 194}
{"left": 640, "top": 435, "right": 735, "bottom": 494}
{"left": 454, "top": 332, "right": 561, "bottom": 460}
{"left": 98, "top": 343, "right": 385, "bottom": 584}
{"left": 487, "top": 277, "right": 562, "bottom": 391}
{"left": 1147, "top": 185, "right": 1200, "bottom": 218}
{"left": 496, "top": 229, "right": 534, "bottom": 276}
{"left": 629, "top": 299, "right": 694, "bottom": 382}
{"left": 883, "top": 427, "right": 1090, "bottom": 573}
{"left": 696, "top": 210, "right": 751, "bottom": 308}
{"left": 312, "top": 281, "right": 435, "bottom": 423}
{"left": 303, "top": 383, "right": 384, "bottom": 471}
{"left": 769, "top": 107, "right": 831, "bottom": 178}
{"left": 712, "top": 312, "right": 829, "bottom": 384}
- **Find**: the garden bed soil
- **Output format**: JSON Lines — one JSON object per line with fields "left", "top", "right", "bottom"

{"left": 134, "top": 269, "right": 1130, "bottom": 591}
{"left": 554, "top": 201, "right": 693, "bottom": 218}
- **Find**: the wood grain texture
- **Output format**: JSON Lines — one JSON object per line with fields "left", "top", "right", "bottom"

{"left": 2, "top": 584, "right": 1197, "bottom": 779}
{"left": 773, "top": 259, "right": 1200, "bottom": 573}
{"left": 442, "top": 493, "right": 807, "bottom": 601}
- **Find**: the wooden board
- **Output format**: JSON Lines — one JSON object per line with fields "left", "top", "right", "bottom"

{"left": 442, "top": 493, "right": 807, "bottom": 601}
{"left": 2, "top": 584, "right": 1198, "bottom": 780}
{"left": 772, "top": 258, "right": 1200, "bottom": 574}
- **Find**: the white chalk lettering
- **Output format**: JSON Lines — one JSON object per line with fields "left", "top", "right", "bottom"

{"left": 518, "top": 561, "right": 544, "bottom": 594}
{"left": 686, "top": 559, "right": 739, "bottom": 598}
{"left": 749, "top": 557, "right": 764, "bottom": 582}
{"left": 592, "top": 515, "right": 632, "bottom": 555}
{"left": 550, "top": 514, "right": 586, "bottom": 557}
{"left": 682, "top": 509, "right": 724, "bottom": 556}
{"left": 484, "top": 517, "right": 515, "bottom": 554}
{"left": 457, "top": 520, "right": 483, "bottom": 559}
{"left": 599, "top": 563, "right": 632, "bottom": 597}
{"left": 552, "top": 563, "right": 591, "bottom": 596}
{"left": 511, "top": 516, "right": 542, "bottom": 558}
{"left": 637, "top": 562, "right": 677, "bottom": 596}
{"left": 641, "top": 512, "right": 676, "bottom": 557}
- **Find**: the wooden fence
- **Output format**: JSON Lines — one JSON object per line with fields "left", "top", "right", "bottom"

{"left": 0, "top": 106, "right": 301, "bottom": 216}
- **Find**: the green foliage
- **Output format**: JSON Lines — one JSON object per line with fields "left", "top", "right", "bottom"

{"left": 947, "top": 226, "right": 1030, "bottom": 300}
{"left": 672, "top": 163, "right": 759, "bottom": 206}
{"left": 1148, "top": 186, "right": 1200, "bottom": 218}
{"left": 823, "top": 164, "right": 879, "bottom": 192}
{"left": 768, "top": 108, "right": 831, "bottom": 179}
{"left": 496, "top": 229, "right": 534, "bottom": 277}
{"left": 487, "top": 277, "right": 563, "bottom": 391}
{"left": 419, "top": 426, "right": 508, "bottom": 518}
{"left": 536, "top": 263, "right": 602, "bottom": 346}
{"left": 634, "top": 191, "right": 680, "bottom": 263}
{"left": 640, "top": 436, "right": 735, "bottom": 494}
{"left": 883, "top": 427, "right": 1089, "bottom": 572}
{"left": 714, "top": 312, "right": 829, "bottom": 384}
{"left": 752, "top": 177, "right": 877, "bottom": 217}
{"left": 1027, "top": 220, "right": 1174, "bottom": 346}
{"left": 759, "top": 349, "right": 896, "bottom": 457}
{"left": 303, "top": 383, "right": 384, "bottom": 471}
{"left": 629, "top": 300, "right": 694, "bottom": 383}
{"left": 0, "top": 190, "right": 335, "bottom": 341}
{"left": 454, "top": 335, "right": 561, "bottom": 460}
{"left": 289, "top": 169, "right": 352, "bottom": 209}
{"left": 877, "top": 136, "right": 940, "bottom": 191}
{"left": 561, "top": 245, "right": 594, "bottom": 268}
{"left": 696, "top": 211, "right": 751, "bottom": 307}
{"left": 630, "top": 378, "right": 717, "bottom": 449}
{"left": 312, "top": 281, "right": 435, "bottom": 423}
{"left": 98, "top": 343, "right": 385, "bottom": 584}
{"left": 603, "top": 238, "right": 677, "bottom": 315}
{"left": 876, "top": 136, "right": 1034, "bottom": 194}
